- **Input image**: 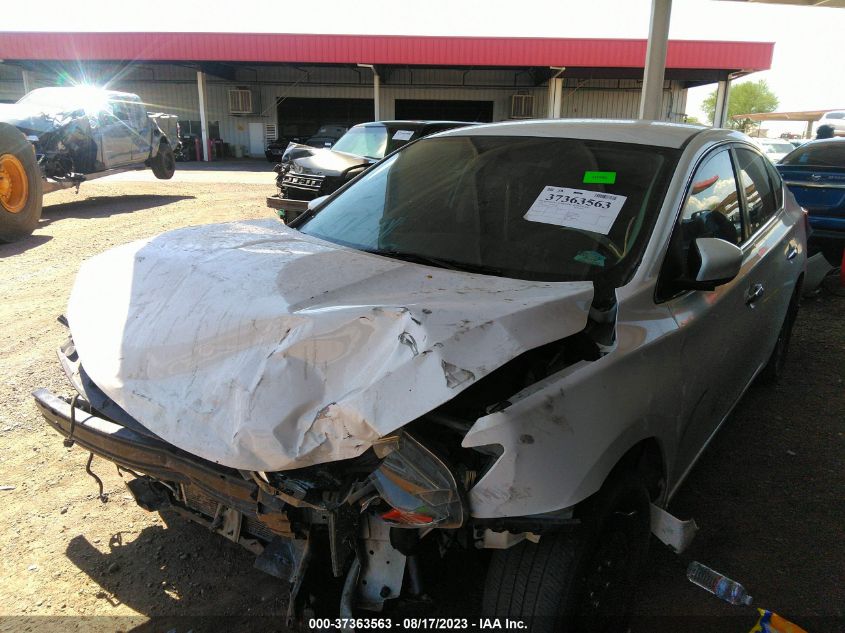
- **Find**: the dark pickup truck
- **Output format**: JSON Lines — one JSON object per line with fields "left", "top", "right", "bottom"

{"left": 266, "top": 120, "right": 473, "bottom": 222}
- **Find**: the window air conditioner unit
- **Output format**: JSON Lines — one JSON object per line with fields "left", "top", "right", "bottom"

{"left": 511, "top": 93, "right": 535, "bottom": 119}
{"left": 228, "top": 89, "right": 254, "bottom": 115}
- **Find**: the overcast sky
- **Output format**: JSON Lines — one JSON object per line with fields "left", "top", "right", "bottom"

{"left": 4, "top": 0, "right": 844, "bottom": 129}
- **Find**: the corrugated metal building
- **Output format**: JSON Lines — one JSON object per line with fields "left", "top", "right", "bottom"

{"left": 0, "top": 32, "right": 773, "bottom": 157}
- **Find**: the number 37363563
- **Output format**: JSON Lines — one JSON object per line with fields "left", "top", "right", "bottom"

{"left": 544, "top": 193, "right": 612, "bottom": 209}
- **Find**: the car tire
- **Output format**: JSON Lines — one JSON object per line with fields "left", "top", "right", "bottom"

{"left": 758, "top": 282, "right": 801, "bottom": 384}
{"left": 151, "top": 142, "right": 176, "bottom": 180}
{"left": 482, "top": 473, "right": 651, "bottom": 633}
{"left": 0, "top": 122, "right": 44, "bottom": 243}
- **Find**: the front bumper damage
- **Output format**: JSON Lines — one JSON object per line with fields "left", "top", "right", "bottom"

{"left": 32, "top": 388, "right": 370, "bottom": 618}
{"left": 34, "top": 388, "right": 299, "bottom": 551}
{"left": 32, "top": 387, "right": 462, "bottom": 617}
{"left": 265, "top": 194, "right": 309, "bottom": 223}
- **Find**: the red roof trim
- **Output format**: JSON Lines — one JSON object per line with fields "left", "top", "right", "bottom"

{"left": 0, "top": 32, "right": 774, "bottom": 71}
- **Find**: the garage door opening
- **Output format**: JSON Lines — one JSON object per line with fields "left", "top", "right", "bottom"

{"left": 275, "top": 97, "right": 374, "bottom": 144}
{"left": 394, "top": 99, "right": 494, "bottom": 122}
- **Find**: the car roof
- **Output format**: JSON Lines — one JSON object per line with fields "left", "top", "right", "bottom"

{"left": 355, "top": 120, "right": 477, "bottom": 129}
{"left": 432, "top": 118, "right": 718, "bottom": 149}
{"left": 27, "top": 86, "right": 137, "bottom": 100}
{"left": 793, "top": 137, "right": 845, "bottom": 148}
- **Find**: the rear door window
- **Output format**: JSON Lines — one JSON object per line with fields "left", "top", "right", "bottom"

{"left": 765, "top": 160, "right": 784, "bottom": 209}
{"left": 130, "top": 102, "right": 148, "bottom": 131}
{"left": 734, "top": 147, "right": 779, "bottom": 235}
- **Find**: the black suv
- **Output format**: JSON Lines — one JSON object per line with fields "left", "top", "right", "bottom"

{"left": 267, "top": 120, "right": 474, "bottom": 220}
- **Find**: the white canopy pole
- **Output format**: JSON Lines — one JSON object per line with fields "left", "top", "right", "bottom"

{"left": 638, "top": 0, "right": 672, "bottom": 121}
{"left": 373, "top": 71, "right": 381, "bottom": 120}
{"left": 197, "top": 70, "right": 210, "bottom": 162}
{"left": 21, "top": 69, "right": 33, "bottom": 95}
{"left": 547, "top": 67, "right": 565, "bottom": 118}
{"left": 712, "top": 79, "right": 732, "bottom": 128}
{"left": 357, "top": 64, "right": 380, "bottom": 120}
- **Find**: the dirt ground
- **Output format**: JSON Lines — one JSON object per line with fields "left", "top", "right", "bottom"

{"left": 0, "top": 161, "right": 842, "bottom": 633}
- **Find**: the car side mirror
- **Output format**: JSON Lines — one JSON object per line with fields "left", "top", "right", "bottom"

{"left": 682, "top": 237, "right": 743, "bottom": 291}
{"left": 307, "top": 195, "right": 329, "bottom": 210}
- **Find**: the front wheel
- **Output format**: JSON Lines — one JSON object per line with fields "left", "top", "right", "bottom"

{"left": 151, "top": 142, "right": 176, "bottom": 180}
{"left": 482, "top": 474, "right": 651, "bottom": 633}
{"left": 0, "top": 122, "right": 43, "bottom": 242}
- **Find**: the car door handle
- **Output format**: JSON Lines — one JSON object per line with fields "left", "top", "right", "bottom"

{"left": 786, "top": 245, "right": 798, "bottom": 261}
{"left": 746, "top": 283, "right": 765, "bottom": 306}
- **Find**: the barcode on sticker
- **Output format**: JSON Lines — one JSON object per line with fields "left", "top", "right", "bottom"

{"left": 594, "top": 193, "right": 615, "bottom": 199}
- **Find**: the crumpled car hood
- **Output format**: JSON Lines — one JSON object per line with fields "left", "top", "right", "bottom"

{"left": 0, "top": 103, "right": 82, "bottom": 134}
{"left": 290, "top": 146, "right": 371, "bottom": 176}
{"left": 67, "top": 220, "right": 593, "bottom": 471}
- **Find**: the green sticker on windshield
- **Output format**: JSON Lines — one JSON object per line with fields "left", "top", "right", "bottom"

{"left": 583, "top": 171, "right": 617, "bottom": 184}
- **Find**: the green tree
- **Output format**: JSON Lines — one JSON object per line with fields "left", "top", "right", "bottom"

{"left": 702, "top": 80, "right": 779, "bottom": 132}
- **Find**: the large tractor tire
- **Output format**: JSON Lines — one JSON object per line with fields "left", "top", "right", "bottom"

{"left": 151, "top": 141, "right": 176, "bottom": 180}
{"left": 0, "top": 122, "right": 43, "bottom": 242}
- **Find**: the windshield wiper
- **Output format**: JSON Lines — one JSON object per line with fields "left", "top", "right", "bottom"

{"left": 362, "top": 249, "right": 509, "bottom": 277}
{"left": 363, "top": 249, "right": 460, "bottom": 270}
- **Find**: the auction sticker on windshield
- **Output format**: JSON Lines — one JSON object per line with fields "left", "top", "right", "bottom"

{"left": 524, "top": 186, "right": 626, "bottom": 235}
{"left": 392, "top": 130, "right": 415, "bottom": 141}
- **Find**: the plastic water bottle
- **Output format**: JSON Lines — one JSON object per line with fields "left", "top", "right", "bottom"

{"left": 686, "top": 561, "right": 753, "bottom": 606}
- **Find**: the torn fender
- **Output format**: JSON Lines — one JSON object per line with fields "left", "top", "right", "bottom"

{"left": 68, "top": 220, "right": 593, "bottom": 471}
{"left": 462, "top": 297, "right": 681, "bottom": 519}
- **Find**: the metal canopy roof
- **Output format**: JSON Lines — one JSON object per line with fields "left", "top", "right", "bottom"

{"left": 0, "top": 32, "right": 773, "bottom": 73}
{"left": 722, "top": 0, "right": 845, "bottom": 7}
{"left": 731, "top": 109, "right": 844, "bottom": 121}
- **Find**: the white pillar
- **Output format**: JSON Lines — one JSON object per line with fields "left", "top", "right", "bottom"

{"left": 21, "top": 69, "right": 33, "bottom": 95}
{"left": 712, "top": 79, "right": 731, "bottom": 128}
{"left": 373, "top": 71, "right": 381, "bottom": 121}
{"left": 358, "top": 64, "right": 380, "bottom": 121}
{"left": 197, "top": 70, "right": 210, "bottom": 162}
{"left": 638, "top": 0, "right": 672, "bottom": 121}
{"left": 547, "top": 77, "right": 564, "bottom": 118}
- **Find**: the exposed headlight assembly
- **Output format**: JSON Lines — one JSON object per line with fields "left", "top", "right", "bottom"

{"left": 369, "top": 432, "right": 464, "bottom": 529}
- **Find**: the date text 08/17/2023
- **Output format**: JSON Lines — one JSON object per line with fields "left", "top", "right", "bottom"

{"left": 307, "top": 618, "right": 528, "bottom": 630}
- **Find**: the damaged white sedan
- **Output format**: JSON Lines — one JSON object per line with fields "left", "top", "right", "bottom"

{"left": 35, "top": 120, "right": 806, "bottom": 630}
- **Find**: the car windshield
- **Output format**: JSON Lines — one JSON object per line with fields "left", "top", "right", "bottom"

{"left": 331, "top": 126, "right": 388, "bottom": 159}
{"left": 781, "top": 141, "right": 845, "bottom": 168}
{"left": 315, "top": 125, "right": 347, "bottom": 136}
{"left": 299, "top": 135, "right": 679, "bottom": 285}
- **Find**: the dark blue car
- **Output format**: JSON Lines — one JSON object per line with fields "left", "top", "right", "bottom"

{"left": 777, "top": 138, "right": 845, "bottom": 265}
